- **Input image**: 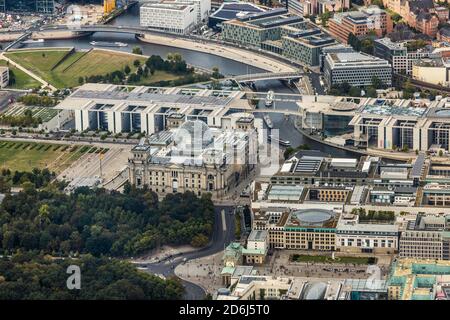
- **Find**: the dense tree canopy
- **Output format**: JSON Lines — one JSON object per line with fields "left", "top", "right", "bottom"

{"left": 0, "top": 185, "right": 215, "bottom": 257}
{"left": 0, "top": 253, "right": 184, "bottom": 300}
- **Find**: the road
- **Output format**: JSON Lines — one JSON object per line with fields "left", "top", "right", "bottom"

{"left": 137, "top": 205, "right": 236, "bottom": 300}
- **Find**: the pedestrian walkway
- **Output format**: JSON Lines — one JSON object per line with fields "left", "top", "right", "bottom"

{"left": 0, "top": 53, "right": 57, "bottom": 92}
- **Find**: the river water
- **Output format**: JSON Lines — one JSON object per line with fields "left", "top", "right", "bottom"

{"left": 18, "top": 3, "right": 356, "bottom": 158}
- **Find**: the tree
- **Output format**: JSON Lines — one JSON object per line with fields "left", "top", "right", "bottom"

{"left": 78, "top": 77, "right": 84, "bottom": 85}
{"left": 320, "top": 10, "right": 332, "bottom": 27}
{"left": 132, "top": 46, "right": 143, "bottom": 55}
{"left": 124, "top": 65, "right": 131, "bottom": 75}
{"left": 133, "top": 59, "right": 141, "bottom": 68}
{"left": 190, "top": 234, "right": 209, "bottom": 247}
{"left": 371, "top": 76, "right": 384, "bottom": 89}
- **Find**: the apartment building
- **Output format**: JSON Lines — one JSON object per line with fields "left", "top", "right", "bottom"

{"left": 382, "top": 0, "right": 443, "bottom": 38}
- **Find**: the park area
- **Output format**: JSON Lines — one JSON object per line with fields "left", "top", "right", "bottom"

{"left": 0, "top": 60, "right": 40, "bottom": 90}
{"left": 2, "top": 48, "right": 181, "bottom": 89}
{"left": 0, "top": 140, "right": 109, "bottom": 173}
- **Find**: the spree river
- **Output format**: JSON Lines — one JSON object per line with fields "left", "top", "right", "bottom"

{"left": 19, "top": 4, "right": 357, "bottom": 158}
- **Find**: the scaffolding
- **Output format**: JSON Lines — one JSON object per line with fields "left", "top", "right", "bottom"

{"left": 103, "top": 0, "right": 116, "bottom": 14}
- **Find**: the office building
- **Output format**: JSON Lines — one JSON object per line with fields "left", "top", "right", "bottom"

{"left": 281, "top": 28, "right": 336, "bottom": 67}
{"left": 208, "top": 2, "right": 264, "bottom": 30}
{"left": 55, "top": 83, "right": 255, "bottom": 135}
{"left": 0, "top": 0, "right": 54, "bottom": 13}
{"left": 222, "top": 8, "right": 306, "bottom": 48}
{"left": 222, "top": 8, "right": 338, "bottom": 67}
{"left": 373, "top": 37, "right": 435, "bottom": 75}
{"left": 251, "top": 206, "right": 340, "bottom": 251}
{"left": 328, "top": 7, "right": 393, "bottom": 44}
{"left": 128, "top": 120, "right": 257, "bottom": 199}
{"left": 287, "top": 0, "right": 350, "bottom": 16}
{"left": 336, "top": 214, "right": 399, "bottom": 254}
{"left": 349, "top": 97, "right": 450, "bottom": 153}
{"left": 399, "top": 214, "right": 450, "bottom": 260}
{"left": 140, "top": 0, "right": 211, "bottom": 34}
{"left": 0, "top": 67, "right": 9, "bottom": 88}
{"left": 412, "top": 57, "right": 450, "bottom": 87}
{"left": 323, "top": 51, "right": 392, "bottom": 88}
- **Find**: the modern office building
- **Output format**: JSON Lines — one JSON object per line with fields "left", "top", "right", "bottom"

{"left": 399, "top": 214, "right": 450, "bottom": 260}
{"left": 222, "top": 8, "right": 336, "bottom": 67}
{"left": 0, "top": 67, "right": 9, "bottom": 88}
{"left": 349, "top": 97, "right": 450, "bottom": 153}
{"left": 208, "top": 2, "right": 264, "bottom": 30}
{"left": 0, "top": 0, "right": 54, "bottom": 13}
{"left": 55, "top": 83, "right": 254, "bottom": 134}
{"left": 128, "top": 120, "right": 257, "bottom": 199}
{"left": 323, "top": 51, "right": 392, "bottom": 88}
{"left": 373, "top": 37, "right": 435, "bottom": 75}
{"left": 328, "top": 7, "right": 393, "bottom": 44}
{"left": 140, "top": 0, "right": 211, "bottom": 34}
{"left": 281, "top": 28, "right": 336, "bottom": 67}
{"left": 222, "top": 8, "right": 306, "bottom": 48}
{"left": 140, "top": 1, "right": 196, "bottom": 34}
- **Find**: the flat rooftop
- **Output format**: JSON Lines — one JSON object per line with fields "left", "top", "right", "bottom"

{"left": 360, "top": 104, "right": 427, "bottom": 117}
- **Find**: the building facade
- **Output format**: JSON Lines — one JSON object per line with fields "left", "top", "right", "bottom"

{"left": 0, "top": 0, "right": 54, "bottom": 13}
{"left": 328, "top": 7, "right": 393, "bottom": 44}
{"left": 323, "top": 51, "right": 392, "bottom": 88}
{"left": 128, "top": 120, "right": 256, "bottom": 199}
{"left": 139, "top": 0, "right": 211, "bottom": 34}
{"left": 0, "top": 67, "right": 9, "bottom": 88}
{"left": 399, "top": 214, "right": 450, "bottom": 260}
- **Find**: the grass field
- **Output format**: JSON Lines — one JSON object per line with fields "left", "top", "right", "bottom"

{"left": 4, "top": 49, "right": 181, "bottom": 89}
{"left": 0, "top": 59, "right": 41, "bottom": 90}
{"left": 290, "top": 254, "right": 377, "bottom": 265}
{"left": 0, "top": 140, "right": 100, "bottom": 173}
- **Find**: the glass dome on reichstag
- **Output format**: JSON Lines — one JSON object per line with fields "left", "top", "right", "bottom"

{"left": 172, "top": 120, "right": 213, "bottom": 155}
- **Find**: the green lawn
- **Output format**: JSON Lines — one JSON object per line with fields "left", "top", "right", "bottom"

{"left": 132, "top": 70, "right": 182, "bottom": 86}
{"left": 0, "top": 140, "right": 89, "bottom": 173}
{"left": 290, "top": 254, "right": 376, "bottom": 265}
{"left": 0, "top": 59, "right": 41, "bottom": 90}
{"left": 4, "top": 49, "right": 186, "bottom": 89}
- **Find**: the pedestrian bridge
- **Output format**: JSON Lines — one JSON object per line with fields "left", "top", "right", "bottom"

{"left": 3, "top": 32, "right": 32, "bottom": 51}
